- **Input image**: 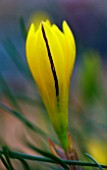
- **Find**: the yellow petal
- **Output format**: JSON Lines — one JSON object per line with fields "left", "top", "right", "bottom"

{"left": 26, "top": 23, "right": 56, "bottom": 116}
{"left": 42, "top": 22, "right": 68, "bottom": 149}
{"left": 52, "top": 24, "right": 71, "bottom": 85}
{"left": 63, "top": 21, "right": 76, "bottom": 85}
{"left": 42, "top": 22, "right": 67, "bottom": 102}
{"left": 51, "top": 24, "right": 67, "bottom": 64}
{"left": 46, "top": 19, "right": 51, "bottom": 26}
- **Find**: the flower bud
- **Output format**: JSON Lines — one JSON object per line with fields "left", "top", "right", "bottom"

{"left": 26, "top": 20, "right": 76, "bottom": 150}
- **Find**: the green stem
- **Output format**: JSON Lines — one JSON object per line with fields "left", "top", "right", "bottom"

{"left": 0, "top": 153, "right": 10, "bottom": 170}
{"left": 2, "top": 146, "right": 15, "bottom": 170}
{"left": 0, "top": 150, "right": 107, "bottom": 169}
{"left": 85, "top": 153, "right": 103, "bottom": 170}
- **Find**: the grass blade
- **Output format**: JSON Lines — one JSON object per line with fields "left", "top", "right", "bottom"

{"left": 0, "top": 102, "right": 48, "bottom": 139}
{"left": 27, "top": 142, "right": 69, "bottom": 170}
{"left": 19, "top": 16, "right": 27, "bottom": 41}
{"left": 2, "top": 146, "right": 14, "bottom": 170}
{"left": 18, "top": 158, "right": 31, "bottom": 170}
{"left": 0, "top": 153, "right": 10, "bottom": 170}
{"left": 0, "top": 74, "right": 21, "bottom": 112}
{"left": 85, "top": 153, "right": 103, "bottom": 170}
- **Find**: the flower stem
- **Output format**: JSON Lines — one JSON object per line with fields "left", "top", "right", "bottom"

{"left": 0, "top": 150, "right": 107, "bottom": 169}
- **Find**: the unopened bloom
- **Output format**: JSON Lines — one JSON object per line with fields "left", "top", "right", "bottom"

{"left": 26, "top": 20, "right": 76, "bottom": 150}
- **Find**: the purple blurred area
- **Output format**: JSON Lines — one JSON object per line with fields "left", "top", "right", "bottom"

{"left": 0, "top": 0, "right": 107, "bottom": 73}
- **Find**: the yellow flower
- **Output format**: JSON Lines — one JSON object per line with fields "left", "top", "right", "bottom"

{"left": 26, "top": 20, "right": 76, "bottom": 150}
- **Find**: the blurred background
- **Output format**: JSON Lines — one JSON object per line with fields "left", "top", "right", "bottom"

{"left": 0, "top": 0, "right": 107, "bottom": 169}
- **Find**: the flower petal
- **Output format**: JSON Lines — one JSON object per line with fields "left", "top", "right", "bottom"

{"left": 51, "top": 24, "right": 67, "bottom": 63}
{"left": 26, "top": 23, "right": 56, "bottom": 116}
{"left": 52, "top": 24, "right": 70, "bottom": 84}
{"left": 63, "top": 21, "right": 76, "bottom": 85}
{"left": 42, "top": 22, "right": 67, "bottom": 100}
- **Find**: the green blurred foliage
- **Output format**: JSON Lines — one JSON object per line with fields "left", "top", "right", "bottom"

{"left": 79, "top": 51, "right": 102, "bottom": 103}
{"left": 70, "top": 50, "right": 107, "bottom": 168}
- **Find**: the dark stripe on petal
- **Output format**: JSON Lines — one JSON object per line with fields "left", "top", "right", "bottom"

{"left": 42, "top": 25, "right": 59, "bottom": 97}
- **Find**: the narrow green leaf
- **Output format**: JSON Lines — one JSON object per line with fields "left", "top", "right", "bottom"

{"left": 18, "top": 158, "right": 31, "bottom": 170}
{"left": 3, "top": 38, "right": 25, "bottom": 73}
{"left": 0, "top": 74, "right": 21, "bottom": 112}
{"left": 0, "top": 103, "right": 48, "bottom": 139}
{"left": 0, "top": 150, "right": 107, "bottom": 168}
{"left": 27, "top": 142, "right": 69, "bottom": 170}
{"left": 3, "top": 38, "right": 32, "bottom": 78}
{"left": 19, "top": 16, "right": 27, "bottom": 41}
{"left": 0, "top": 153, "right": 10, "bottom": 170}
{"left": 2, "top": 146, "right": 14, "bottom": 170}
{"left": 14, "top": 93, "right": 43, "bottom": 107}
{"left": 85, "top": 153, "right": 103, "bottom": 170}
